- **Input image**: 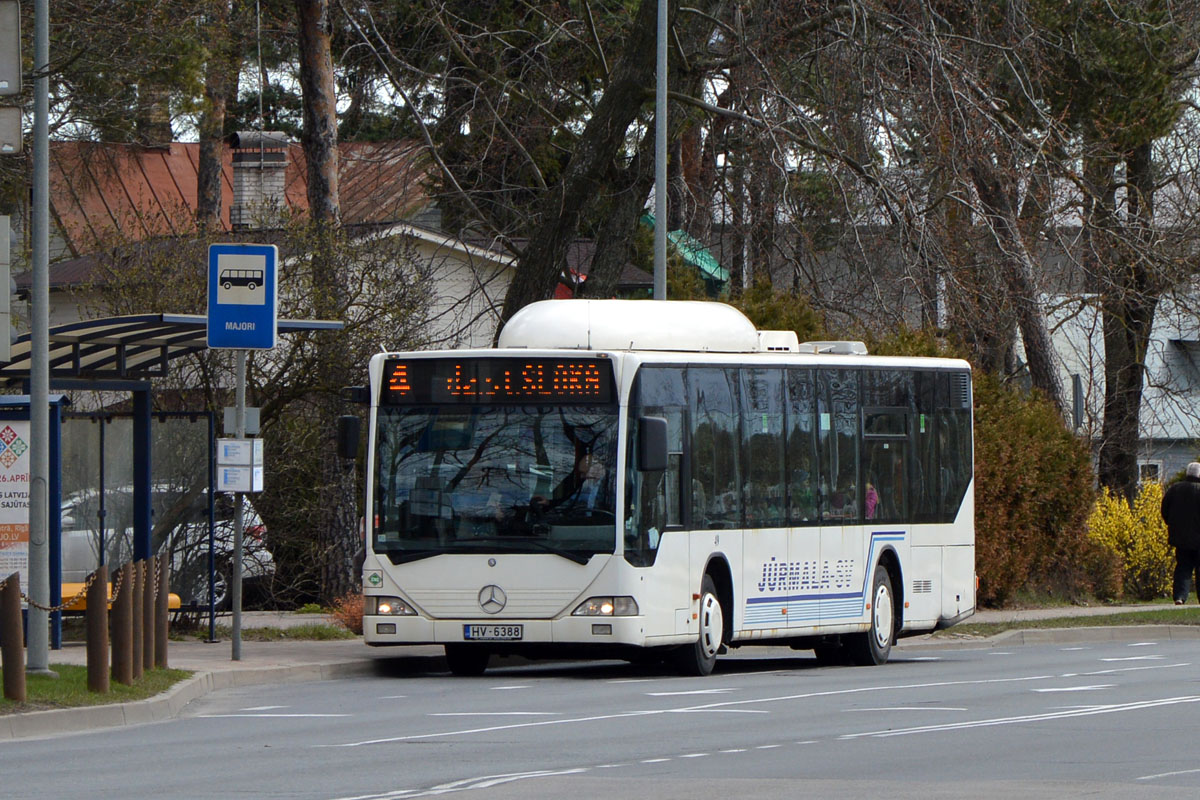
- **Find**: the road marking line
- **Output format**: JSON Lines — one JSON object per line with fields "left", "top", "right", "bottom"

{"left": 1127, "top": 642, "right": 1158, "bottom": 647}
{"left": 646, "top": 688, "right": 737, "bottom": 696}
{"left": 680, "top": 753, "right": 708, "bottom": 758}
{"left": 1033, "top": 685, "right": 1113, "bottom": 693}
{"left": 839, "top": 695, "right": 1200, "bottom": 740}
{"left": 670, "top": 708, "right": 769, "bottom": 714}
{"left": 328, "top": 769, "right": 589, "bottom": 800}
{"left": 756, "top": 744, "right": 782, "bottom": 750}
{"left": 1081, "top": 662, "right": 1188, "bottom": 676}
{"left": 720, "top": 749, "right": 747, "bottom": 753}
{"left": 240, "top": 705, "right": 287, "bottom": 711}
{"left": 1099, "top": 655, "right": 1164, "bottom": 662}
{"left": 323, "top": 673, "right": 1060, "bottom": 747}
{"left": 490, "top": 685, "right": 531, "bottom": 690}
{"left": 429, "top": 712, "right": 560, "bottom": 717}
{"left": 844, "top": 706, "right": 967, "bottom": 712}
{"left": 641, "top": 758, "right": 670, "bottom": 763}
{"left": 201, "top": 713, "right": 349, "bottom": 718}
{"left": 1137, "top": 767, "right": 1200, "bottom": 781}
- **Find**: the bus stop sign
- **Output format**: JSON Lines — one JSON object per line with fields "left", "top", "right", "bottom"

{"left": 207, "top": 244, "right": 278, "bottom": 349}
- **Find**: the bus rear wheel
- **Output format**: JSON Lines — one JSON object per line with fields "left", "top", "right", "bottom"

{"left": 444, "top": 644, "right": 491, "bottom": 676}
{"left": 846, "top": 564, "right": 895, "bottom": 666}
{"left": 674, "top": 574, "right": 723, "bottom": 676}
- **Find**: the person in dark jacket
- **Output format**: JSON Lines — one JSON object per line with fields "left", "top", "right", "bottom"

{"left": 1161, "top": 462, "right": 1200, "bottom": 604}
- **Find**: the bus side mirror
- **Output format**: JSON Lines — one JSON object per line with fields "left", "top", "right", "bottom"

{"left": 336, "top": 415, "right": 361, "bottom": 460}
{"left": 637, "top": 416, "right": 668, "bottom": 472}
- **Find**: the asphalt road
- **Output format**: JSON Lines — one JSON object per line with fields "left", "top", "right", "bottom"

{"left": 5, "top": 638, "right": 1200, "bottom": 800}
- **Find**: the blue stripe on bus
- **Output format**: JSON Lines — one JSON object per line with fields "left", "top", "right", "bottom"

{"left": 743, "top": 530, "right": 906, "bottom": 624}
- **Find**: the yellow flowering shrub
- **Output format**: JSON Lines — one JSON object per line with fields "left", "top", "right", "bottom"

{"left": 1087, "top": 483, "right": 1172, "bottom": 601}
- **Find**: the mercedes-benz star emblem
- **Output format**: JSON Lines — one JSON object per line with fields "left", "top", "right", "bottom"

{"left": 478, "top": 584, "right": 507, "bottom": 614}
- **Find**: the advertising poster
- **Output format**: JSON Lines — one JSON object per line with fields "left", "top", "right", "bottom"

{"left": 0, "top": 421, "right": 30, "bottom": 597}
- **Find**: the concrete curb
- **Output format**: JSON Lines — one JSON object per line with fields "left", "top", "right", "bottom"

{"left": 0, "top": 656, "right": 444, "bottom": 742}
{"left": 895, "top": 623, "right": 1200, "bottom": 650}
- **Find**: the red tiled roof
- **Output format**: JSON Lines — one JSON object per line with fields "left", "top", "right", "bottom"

{"left": 49, "top": 140, "right": 430, "bottom": 257}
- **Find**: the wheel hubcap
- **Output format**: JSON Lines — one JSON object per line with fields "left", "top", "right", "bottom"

{"left": 699, "top": 592, "right": 723, "bottom": 658}
{"left": 872, "top": 583, "right": 893, "bottom": 649}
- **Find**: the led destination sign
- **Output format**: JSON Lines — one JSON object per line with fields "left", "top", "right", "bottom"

{"left": 382, "top": 358, "right": 615, "bottom": 405}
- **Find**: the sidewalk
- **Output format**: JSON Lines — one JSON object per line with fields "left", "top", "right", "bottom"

{"left": 2, "top": 603, "right": 1196, "bottom": 741}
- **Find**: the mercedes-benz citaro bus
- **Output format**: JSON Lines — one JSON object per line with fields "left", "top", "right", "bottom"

{"left": 361, "top": 299, "right": 975, "bottom": 676}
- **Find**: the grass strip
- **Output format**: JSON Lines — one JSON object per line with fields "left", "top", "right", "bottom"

{"left": 172, "top": 623, "right": 357, "bottom": 642}
{"left": 0, "top": 664, "right": 192, "bottom": 716}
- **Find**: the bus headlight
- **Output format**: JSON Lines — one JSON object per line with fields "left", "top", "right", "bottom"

{"left": 372, "top": 596, "right": 417, "bottom": 616}
{"left": 572, "top": 596, "right": 638, "bottom": 616}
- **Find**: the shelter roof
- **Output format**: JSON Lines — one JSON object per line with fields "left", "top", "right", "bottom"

{"left": 0, "top": 314, "right": 342, "bottom": 385}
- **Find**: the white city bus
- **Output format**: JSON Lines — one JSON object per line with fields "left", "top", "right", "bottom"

{"left": 361, "top": 300, "right": 975, "bottom": 675}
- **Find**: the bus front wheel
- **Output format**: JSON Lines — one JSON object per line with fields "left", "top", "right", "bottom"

{"left": 674, "top": 574, "right": 723, "bottom": 677}
{"left": 444, "top": 644, "right": 490, "bottom": 676}
{"left": 846, "top": 565, "right": 895, "bottom": 666}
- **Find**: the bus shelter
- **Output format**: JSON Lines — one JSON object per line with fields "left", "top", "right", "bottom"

{"left": 0, "top": 313, "right": 341, "bottom": 645}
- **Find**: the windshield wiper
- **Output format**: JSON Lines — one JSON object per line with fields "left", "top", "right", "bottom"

{"left": 381, "top": 548, "right": 442, "bottom": 565}
{"left": 463, "top": 536, "right": 594, "bottom": 565}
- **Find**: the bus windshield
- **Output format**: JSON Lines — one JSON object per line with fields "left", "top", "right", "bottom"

{"left": 373, "top": 405, "right": 619, "bottom": 563}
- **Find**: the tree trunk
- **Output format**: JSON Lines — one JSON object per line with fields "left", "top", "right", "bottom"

{"left": 197, "top": 1, "right": 241, "bottom": 229}
{"left": 969, "top": 159, "right": 1066, "bottom": 417}
{"left": 584, "top": 130, "right": 654, "bottom": 299}
{"left": 1097, "top": 143, "right": 1160, "bottom": 502}
{"left": 297, "top": 0, "right": 340, "bottom": 226}
{"left": 297, "top": 0, "right": 354, "bottom": 601}
{"left": 498, "top": 0, "right": 672, "bottom": 327}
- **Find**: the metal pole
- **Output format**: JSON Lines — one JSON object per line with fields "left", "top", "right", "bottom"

{"left": 653, "top": 0, "right": 668, "bottom": 300}
{"left": 98, "top": 418, "right": 106, "bottom": 567}
{"left": 207, "top": 412, "right": 216, "bottom": 643}
{"left": 154, "top": 554, "right": 169, "bottom": 668}
{"left": 231, "top": 350, "right": 246, "bottom": 661}
{"left": 26, "top": 0, "right": 52, "bottom": 675}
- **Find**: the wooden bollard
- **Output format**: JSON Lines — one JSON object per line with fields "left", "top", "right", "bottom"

{"left": 86, "top": 565, "right": 109, "bottom": 694}
{"left": 142, "top": 557, "right": 155, "bottom": 671}
{"left": 111, "top": 562, "right": 134, "bottom": 686}
{"left": 154, "top": 554, "right": 169, "bottom": 669}
{"left": 1, "top": 574, "right": 25, "bottom": 702}
{"left": 131, "top": 560, "right": 144, "bottom": 680}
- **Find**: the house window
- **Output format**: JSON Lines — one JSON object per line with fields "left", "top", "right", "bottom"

{"left": 1139, "top": 462, "right": 1162, "bottom": 484}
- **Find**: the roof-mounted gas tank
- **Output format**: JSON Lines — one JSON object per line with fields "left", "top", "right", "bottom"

{"left": 497, "top": 299, "right": 800, "bottom": 353}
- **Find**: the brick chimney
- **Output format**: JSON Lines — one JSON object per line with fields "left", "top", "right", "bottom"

{"left": 227, "top": 131, "right": 289, "bottom": 230}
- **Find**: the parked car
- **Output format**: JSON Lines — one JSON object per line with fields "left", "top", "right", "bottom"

{"left": 60, "top": 484, "right": 274, "bottom": 610}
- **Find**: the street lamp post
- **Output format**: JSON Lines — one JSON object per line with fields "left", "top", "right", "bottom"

{"left": 653, "top": 0, "right": 668, "bottom": 301}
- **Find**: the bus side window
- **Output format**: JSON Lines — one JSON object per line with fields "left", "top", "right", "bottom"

{"left": 817, "top": 369, "right": 859, "bottom": 523}
{"left": 690, "top": 367, "right": 741, "bottom": 530}
{"left": 742, "top": 368, "right": 785, "bottom": 527}
{"left": 787, "top": 369, "right": 817, "bottom": 524}
{"left": 626, "top": 367, "right": 686, "bottom": 566}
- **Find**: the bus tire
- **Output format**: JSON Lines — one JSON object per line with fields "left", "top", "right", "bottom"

{"left": 674, "top": 574, "right": 723, "bottom": 676}
{"left": 812, "top": 642, "right": 850, "bottom": 666}
{"left": 444, "top": 644, "right": 490, "bottom": 676}
{"left": 847, "top": 564, "right": 894, "bottom": 666}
